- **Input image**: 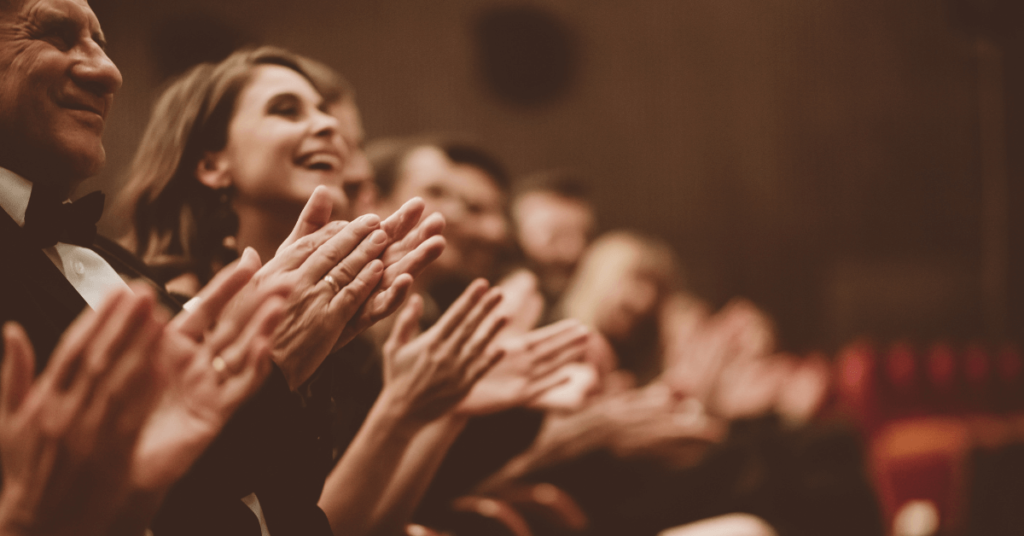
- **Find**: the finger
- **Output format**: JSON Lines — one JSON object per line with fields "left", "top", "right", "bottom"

{"left": 361, "top": 273, "right": 414, "bottom": 325}
{"left": 171, "top": 248, "right": 261, "bottom": 338}
{"left": 300, "top": 213, "right": 381, "bottom": 285}
{"left": 380, "top": 211, "right": 445, "bottom": 267}
{"left": 1, "top": 322, "right": 36, "bottom": 417}
{"left": 430, "top": 279, "right": 490, "bottom": 340}
{"left": 226, "top": 334, "right": 273, "bottom": 403}
{"left": 380, "top": 212, "right": 446, "bottom": 274}
{"left": 524, "top": 368, "right": 573, "bottom": 400}
{"left": 531, "top": 338, "right": 589, "bottom": 379}
{"left": 384, "top": 294, "right": 424, "bottom": 357}
{"left": 216, "top": 295, "right": 286, "bottom": 375}
{"left": 46, "top": 287, "right": 131, "bottom": 391}
{"left": 465, "top": 347, "right": 506, "bottom": 389}
{"left": 527, "top": 323, "right": 591, "bottom": 372}
{"left": 447, "top": 287, "right": 504, "bottom": 353}
{"left": 268, "top": 219, "right": 348, "bottom": 272}
{"left": 520, "top": 319, "right": 586, "bottom": 348}
{"left": 322, "top": 229, "right": 389, "bottom": 289}
{"left": 72, "top": 291, "right": 161, "bottom": 452}
{"left": 380, "top": 235, "right": 446, "bottom": 289}
{"left": 462, "top": 309, "right": 509, "bottom": 364}
{"left": 278, "top": 185, "right": 335, "bottom": 254}
{"left": 329, "top": 259, "right": 384, "bottom": 318}
{"left": 80, "top": 288, "right": 156, "bottom": 386}
{"left": 379, "top": 196, "right": 426, "bottom": 244}
{"left": 95, "top": 307, "right": 166, "bottom": 444}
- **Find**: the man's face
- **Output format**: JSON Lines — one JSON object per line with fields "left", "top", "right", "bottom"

{"left": 387, "top": 146, "right": 509, "bottom": 281}
{"left": 0, "top": 0, "right": 122, "bottom": 189}
{"left": 513, "top": 190, "right": 595, "bottom": 295}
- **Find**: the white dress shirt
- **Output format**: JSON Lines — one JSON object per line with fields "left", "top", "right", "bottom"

{"left": 0, "top": 167, "right": 130, "bottom": 309}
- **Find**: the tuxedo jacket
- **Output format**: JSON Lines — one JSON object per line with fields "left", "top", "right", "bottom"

{"left": 0, "top": 211, "right": 334, "bottom": 536}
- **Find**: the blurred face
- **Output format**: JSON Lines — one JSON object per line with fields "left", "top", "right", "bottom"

{"left": 329, "top": 99, "right": 375, "bottom": 216}
{"left": 0, "top": 0, "right": 122, "bottom": 189}
{"left": 389, "top": 146, "right": 508, "bottom": 280}
{"left": 594, "top": 258, "right": 661, "bottom": 341}
{"left": 212, "top": 65, "right": 351, "bottom": 218}
{"left": 513, "top": 191, "right": 594, "bottom": 293}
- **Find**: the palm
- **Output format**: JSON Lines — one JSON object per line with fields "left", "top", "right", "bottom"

{"left": 130, "top": 327, "right": 263, "bottom": 492}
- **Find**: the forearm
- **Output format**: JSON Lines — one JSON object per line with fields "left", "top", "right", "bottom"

{"left": 318, "top": 388, "right": 428, "bottom": 536}
{"left": 478, "top": 411, "right": 610, "bottom": 492}
{"left": 368, "top": 413, "right": 468, "bottom": 536}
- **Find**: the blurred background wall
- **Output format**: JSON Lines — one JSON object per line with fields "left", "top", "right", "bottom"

{"left": 86, "top": 0, "right": 1024, "bottom": 352}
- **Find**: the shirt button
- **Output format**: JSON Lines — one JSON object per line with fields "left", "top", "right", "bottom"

{"left": 74, "top": 261, "right": 86, "bottom": 275}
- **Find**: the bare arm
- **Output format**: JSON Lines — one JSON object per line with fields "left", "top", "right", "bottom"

{"left": 319, "top": 281, "right": 507, "bottom": 536}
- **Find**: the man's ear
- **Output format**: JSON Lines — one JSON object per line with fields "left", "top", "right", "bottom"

{"left": 196, "top": 152, "right": 231, "bottom": 190}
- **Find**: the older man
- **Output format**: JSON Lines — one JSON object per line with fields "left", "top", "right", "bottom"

{"left": 0, "top": 1, "right": 442, "bottom": 534}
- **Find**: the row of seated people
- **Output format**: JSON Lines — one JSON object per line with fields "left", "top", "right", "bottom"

{"left": 0, "top": 2, "right": 980, "bottom": 534}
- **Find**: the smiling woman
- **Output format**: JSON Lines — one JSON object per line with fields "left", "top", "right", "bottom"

{"left": 117, "top": 46, "right": 357, "bottom": 291}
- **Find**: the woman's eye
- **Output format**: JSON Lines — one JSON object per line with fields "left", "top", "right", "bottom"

{"left": 270, "top": 105, "right": 299, "bottom": 117}
{"left": 267, "top": 96, "right": 304, "bottom": 118}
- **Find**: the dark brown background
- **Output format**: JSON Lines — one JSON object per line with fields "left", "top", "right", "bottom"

{"left": 85, "top": 0, "right": 1024, "bottom": 352}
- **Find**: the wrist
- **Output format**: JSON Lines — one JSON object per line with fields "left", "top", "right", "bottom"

{"left": 368, "top": 388, "right": 432, "bottom": 440}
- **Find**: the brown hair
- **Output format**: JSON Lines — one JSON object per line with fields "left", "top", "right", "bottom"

{"left": 366, "top": 136, "right": 511, "bottom": 201}
{"left": 118, "top": 46, "right": 336, "bottom": 284}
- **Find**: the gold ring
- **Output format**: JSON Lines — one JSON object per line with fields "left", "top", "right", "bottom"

{"left": 211, "top": 356, "right": 227, "bottom": 373}
{"left": 323, "top": 274, "right": 341, "bottom": 293}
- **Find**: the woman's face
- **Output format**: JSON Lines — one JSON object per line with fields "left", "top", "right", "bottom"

{"left": 594, "top": 256, "right": 661, "bottom": 341}
{"left": 214, "top": 64, "right": 352, "bottom": 218}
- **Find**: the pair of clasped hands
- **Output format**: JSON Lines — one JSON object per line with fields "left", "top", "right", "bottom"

{"left": 0, "top": 186, "right": 445, "bottom": 536}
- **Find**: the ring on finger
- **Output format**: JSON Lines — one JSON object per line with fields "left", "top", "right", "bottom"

{"left": 323, "top": 274, "right": 341, "bottom": 293}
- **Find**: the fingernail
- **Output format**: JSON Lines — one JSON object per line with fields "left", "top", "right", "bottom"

{"left": 371, "top": 229, "right": 388, "bottom": 244}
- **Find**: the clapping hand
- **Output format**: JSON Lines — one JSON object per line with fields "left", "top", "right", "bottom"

{"left": 237, "top": 187, "right": 445, "bottom": 390}
{"left": 380, "top": 279, "right": 508, "bottom": 423}
{"left": 458, "top": 319, "right": 591, "bottom": 415}
{"left": 0, "top": 286, "right": 166, "bottom": 536}
{"left": 130, "top": 249, "right": 288, "bottom": 493}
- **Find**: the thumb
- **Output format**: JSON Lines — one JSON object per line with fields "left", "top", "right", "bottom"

{"left": 1, "top": 322, "right": 36, "bottom": 418}
{"left": 386, "top": 294, "right": 424, "bottom": 350}
{"left": 279, "top": 185, "right": 334, "bottom": 254}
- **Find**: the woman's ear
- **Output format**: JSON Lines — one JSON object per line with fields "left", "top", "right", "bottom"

{"left": 196, "top": 152, "right": 231, "bottom": 190}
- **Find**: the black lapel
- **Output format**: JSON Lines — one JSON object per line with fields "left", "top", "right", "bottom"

{"left": 92, "top": 235, "right": 183, "bottom": 313}
{"left": 0, "top": 210, "right": 87, "bottom": 371}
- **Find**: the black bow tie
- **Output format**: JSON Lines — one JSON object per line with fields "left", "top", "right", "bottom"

{"left": 22, "top": 185, "right": 105, "bottom": 248}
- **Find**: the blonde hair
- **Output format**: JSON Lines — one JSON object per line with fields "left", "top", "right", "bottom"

{"left": 557, "top": 231, "right": 681, "bottom": 328}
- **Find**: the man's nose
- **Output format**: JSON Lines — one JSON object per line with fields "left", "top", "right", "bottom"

{"left": 71, "top": 44, "right": 123, "bottom": 97}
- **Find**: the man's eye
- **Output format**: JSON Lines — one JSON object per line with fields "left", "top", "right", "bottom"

{"left": 41, "top": 30, "right": 74, "bottom": 51}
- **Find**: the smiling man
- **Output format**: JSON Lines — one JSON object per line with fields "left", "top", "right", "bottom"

{"left": 0, "top": 1, "right": 289, "bottom": 533}
{"left": 0, "top": 0, "right": 118, "bottom": 193}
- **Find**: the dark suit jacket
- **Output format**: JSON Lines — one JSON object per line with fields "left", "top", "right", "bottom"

{"left": 0, "top": 211, "right": 334, "bottom": 536}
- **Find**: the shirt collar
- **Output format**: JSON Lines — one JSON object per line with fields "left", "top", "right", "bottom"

{"left": 0, "top": 167, "right": 32, "bottom": 227}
